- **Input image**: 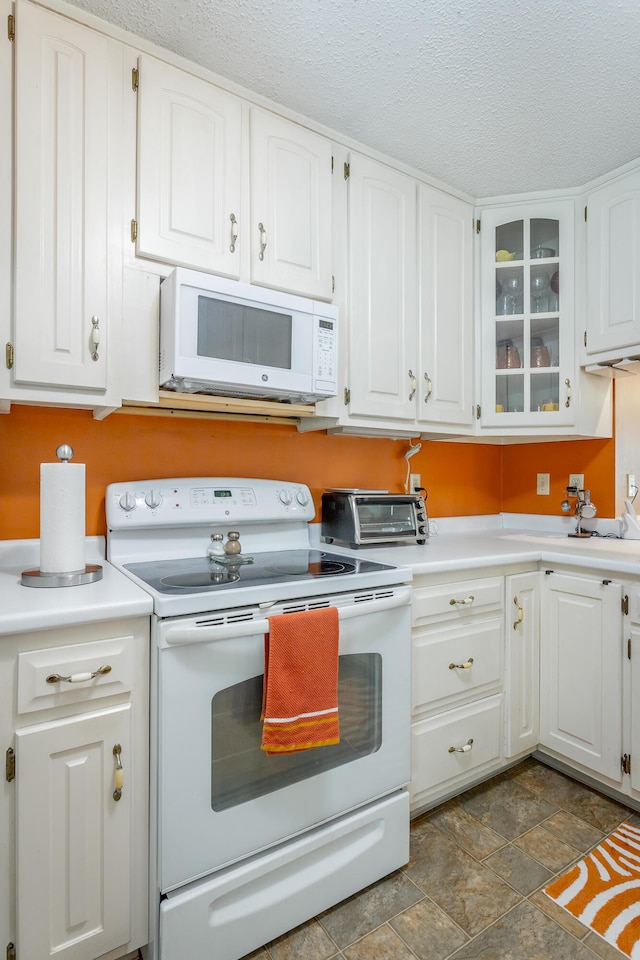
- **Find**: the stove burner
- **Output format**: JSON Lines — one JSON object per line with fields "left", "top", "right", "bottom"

{"left": 266, "top": 559, "right": 354, "bottom": 577}
{"left": 161, "top": 571, "right": 228, "bottom": 587}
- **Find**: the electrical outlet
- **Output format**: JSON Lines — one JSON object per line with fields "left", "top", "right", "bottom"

{"left": 409, "top": 473, "right": 421, "bottom": 493}
{"left": 537, "top": 473, "right": 550, "bottom": 496}
{"left": 628, "top": 473, "right": 637, "bottom": 498}
{"left": 569, "top": 473, "right": 584, "bottom": 490}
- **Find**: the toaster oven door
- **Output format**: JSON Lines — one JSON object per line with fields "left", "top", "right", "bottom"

{"left": 355, "top": 497, "right": 422, "bottom": 542}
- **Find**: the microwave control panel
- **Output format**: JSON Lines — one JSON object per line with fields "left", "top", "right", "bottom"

{"left": 313, "top": 314, "right": 337, "bottom": 392}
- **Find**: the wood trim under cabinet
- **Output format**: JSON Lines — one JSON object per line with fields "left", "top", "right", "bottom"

{"left": 118, "top": 390, "right": 317, "bottom": 424}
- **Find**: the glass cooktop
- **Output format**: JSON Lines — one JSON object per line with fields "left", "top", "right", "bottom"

{"left": 124, "top": 549, "right": 395, "bottom": 594}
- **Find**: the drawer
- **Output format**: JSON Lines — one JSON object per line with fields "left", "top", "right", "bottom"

{"left": 413, "top": 577, "right": 503, "bottom": 627}
{"left": 411, "top": 694, "right": 503, "bottom": 809}
{"left": 412, "top": 617, "right": 503, "bottom": 717}
{"left": 17, "top": 634, "right": 137, "bottom": 715}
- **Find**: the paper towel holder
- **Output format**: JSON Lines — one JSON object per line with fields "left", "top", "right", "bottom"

{"left": 21, "top": 444, "right": 103, "bottom": 588}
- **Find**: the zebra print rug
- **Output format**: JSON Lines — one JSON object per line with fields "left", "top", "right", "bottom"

{"left": 544, "top": 821, "right": 640, "bottom": 958}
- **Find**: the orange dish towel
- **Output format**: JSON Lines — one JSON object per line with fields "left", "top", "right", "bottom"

{"left": 261, "top": 607, "right": 340, "bottom": 755}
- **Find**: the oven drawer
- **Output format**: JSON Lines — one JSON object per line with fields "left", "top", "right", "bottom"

{"left": 160, "top": 791, "right": 409, "bottom": 960}
{"left": 411, "top": 694, "right": 503, "bottom": 810}
{"left": 17, "top": 634, "right": 137, "bottom": 715}
{"left": 413, "top": 576, "right": 503, "bottom": 626}
{"left": 412, "top": 617, "right": 503, "bottom": 718}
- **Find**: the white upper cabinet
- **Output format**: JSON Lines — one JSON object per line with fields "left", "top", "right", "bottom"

{"left": 347, "top": 153, "right": 418, "bottom": 422}
{"left": 418, "top": 184, "right": 473, "bottom": 429}
{"left": 478, "top": 200, "right": 576, "bottom": 430}
{"left": 12, "top": 0, "right": 123, "bottom": 404}
{"left": 306, "top": 152, "right": 474, "bottom": 437}
{"left": 136, "top": 54, "right": 243, "bottom": 278}
{"left": 135, "top": 58, "right": 332, "bottom": 299}
{"left": 249, "top": 108, "right": 333, "bottom": 299}
{"left": 585, "top": 168, "right": 640, "bottom": 359}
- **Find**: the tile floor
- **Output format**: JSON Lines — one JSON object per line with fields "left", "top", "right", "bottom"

{"left": 244, "top": 759, "right": 640, "bottom": 960}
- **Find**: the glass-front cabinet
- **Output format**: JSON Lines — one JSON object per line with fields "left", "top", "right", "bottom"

{"left": 479, "top": 201, "right": 575, "bottom": 428}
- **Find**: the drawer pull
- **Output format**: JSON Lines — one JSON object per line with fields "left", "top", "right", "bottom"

{"left": 449, "top": 738, "right": 474, "bottom": 754}
{"left": 513, "top": 595, "right": 524, "bottom": 630}
{"left": 112, "top": 744, "right": 124, "bottom": 801}
{"left": 46, "top": 664, "right": 112, "bottom": 685}
{"left": 449, "top": 595, "right": 475, "bottom": 606}
{"left": 449, "top": 658, "right": 474, "bottom": 670}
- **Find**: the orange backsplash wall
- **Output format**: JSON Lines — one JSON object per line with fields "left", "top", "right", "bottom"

{"left": 0, "top": 404, "right": 615, "bottom": 540}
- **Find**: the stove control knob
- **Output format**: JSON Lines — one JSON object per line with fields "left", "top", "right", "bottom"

{"left": 296, "top": 489, "right": 310, "bottom": 506}
{"left": 278, "top": 488, "right": 292, "bottom": 505}
{"left": 145, "top": 489, "right": 163, "bottom": 510}
{"left": 118, "top": 491, "right": 136, "bottom": 512}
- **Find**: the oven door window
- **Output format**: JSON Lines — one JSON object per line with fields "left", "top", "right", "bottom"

{"left": 197, "top": 295, "right": 293, "bottom": 370}
{"left": 211, "top": 653, "right": 381, "bottom": 811}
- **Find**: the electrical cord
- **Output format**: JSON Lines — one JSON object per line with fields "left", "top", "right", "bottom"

{"left": 404, "top": 441, "right": 422, "bottom": 493}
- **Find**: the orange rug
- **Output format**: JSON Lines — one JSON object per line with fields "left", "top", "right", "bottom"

{"left": 544, "top": 821, "right": 640, "bottom": 958}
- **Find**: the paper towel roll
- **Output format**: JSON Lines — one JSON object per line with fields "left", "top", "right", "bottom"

{"left": 39, "top": 462, "right": 86, "bottom": 574}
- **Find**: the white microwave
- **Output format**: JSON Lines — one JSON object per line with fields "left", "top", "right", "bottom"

{"left": 159, "top": 268, "right": 338, "bottom": 403}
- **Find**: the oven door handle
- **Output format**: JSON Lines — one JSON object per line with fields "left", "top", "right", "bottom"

{"left": 161, "top": 591, "right": 410, "bottom": 646}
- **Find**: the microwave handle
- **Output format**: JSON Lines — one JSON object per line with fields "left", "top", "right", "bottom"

{"left": 161, "top": 589, "right": 410, "bottom": 647}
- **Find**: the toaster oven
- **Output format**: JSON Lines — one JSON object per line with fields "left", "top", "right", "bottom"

{"left": 321, "top": 490, "right": 428, "bottom": 548}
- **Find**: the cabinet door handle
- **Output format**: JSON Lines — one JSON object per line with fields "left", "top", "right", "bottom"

{"left": 408, "top": 370, "right": 417, "bottom": 401}
{"left": 513, "top": 595, "right": 524, "bottom": 630}
{"left": 424, "top": 372, "right": 433, "bottom": 403}
{"left": 449, "top": 595, "right": 475, "bottom": 606}
{"left": 90, "top": 316, "right": 100, "bottom": 362}
{"left": 258, "top": 222, "right": 267, "bottom": 260}
{"left": 449, "top": 738, "right": 473, "bottom": 753}
{"left": 112, "top": 744, "right": 124, "bottom": 801}
{"left": 46, "top": 664, "right": 112, "bottom": 684}
{"left": 565, "top": 377, "right": 572, "bottom": 408}
{"left": 449, "top": 658, "right": 474, "bottom": 670}
{"left": 229, "top": 213, "right": 238, "bottom": 253}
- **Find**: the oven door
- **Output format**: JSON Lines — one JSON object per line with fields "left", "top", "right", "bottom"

{"left": 154, "top": 586, "right": 411, "bottom": 893}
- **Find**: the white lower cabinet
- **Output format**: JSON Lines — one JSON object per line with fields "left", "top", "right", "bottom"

{"left": 504, "top": 571, "right": 540, "bottom": 758}
{"left": 0, "top": 618, "right": 150, "bottom": 960}
{"left": 410, "top": 574, "right": 505, "bottom": 812}
{"left": 539, "top": 570, "right": 623, "bottom": 784}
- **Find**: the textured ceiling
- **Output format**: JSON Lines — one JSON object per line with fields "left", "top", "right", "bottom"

{"left": 60, "top": 0, "right": 640, "bottom": 198}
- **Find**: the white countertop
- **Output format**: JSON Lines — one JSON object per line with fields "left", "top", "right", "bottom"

{"left": 312, "top": 513, "right": 640, "bottom": 580}
{"left": 0, "top": 538, "right": 153, "bottom": 636}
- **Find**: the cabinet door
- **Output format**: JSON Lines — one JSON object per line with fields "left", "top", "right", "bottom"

{"left": 630, "top": 622, "right": 640, "bottom": 796}
{"left": 479, "top": 201, "right": 575, "bottom": 428}
{"left": 14, "top": 0, "right": 113, "bottom": 392}
{"left": 137, "top": 54, "right": 242, "bottom": 277}
{"left": 347, "top": 153, "right": 417, "bottom": 421}
{"left": 585, "top": 170, "right": 640, "bottom": 356}
{"left": 539, "top": 573, "right": 622, "bottom": 781}
{"left": 505, "top": 571, "right": 539, "bottom": 757}
{"left": 15, "top": 704, "right": 132, "bottom": 960}
{"left": 418, "top": 185, "right": 473, "bottom": 427}
{"left": 249, "top": 108, "right": 332, "bottom": 299}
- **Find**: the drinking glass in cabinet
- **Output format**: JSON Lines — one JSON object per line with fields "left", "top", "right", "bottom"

{"left": 496, "top": 339, "right": 521, "bottom": 369}
{"left": 497, "top": 269, "right": 523, "bottom": 314}
{"left": 530, "top": 272, "right": 550, "bottom": 313}
{"left": 531, "top": 337, "right": 550, "bottom": 367}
